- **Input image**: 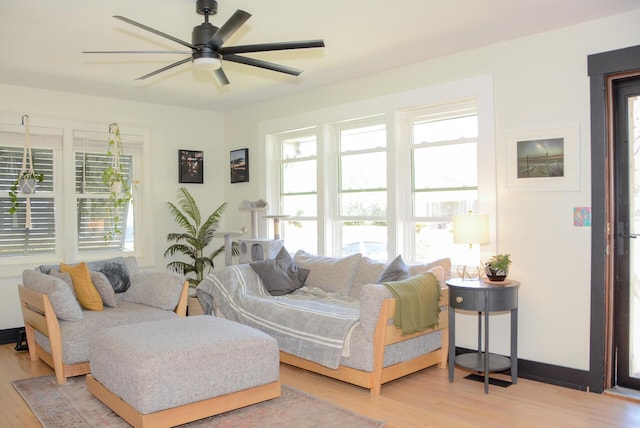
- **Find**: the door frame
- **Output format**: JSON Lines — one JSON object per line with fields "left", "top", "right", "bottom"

{"left": 588, "top": 44, "right": 640, "bottom": 393}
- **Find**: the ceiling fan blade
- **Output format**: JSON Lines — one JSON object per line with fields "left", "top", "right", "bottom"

{"left": 114, "top": 15, "right": 197, "bottom": 50}
{"left": 83, "top": 50, "right": 192, "bottom": 54}
{"left": 223, "top": 54, "right": 302, "bottom": 76}
{"left": 220, "top": 40, "right": 325, "bottom": 55}
{"left": 208, "top": 10, "right": 251, "bottom": 49}
{"left": 135, "top": 57, "right": 192, "bottom": 80}
{"left": 213, "top": 68, "right": 230, "bottom": 86}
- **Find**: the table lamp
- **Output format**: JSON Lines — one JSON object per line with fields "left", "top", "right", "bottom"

{"left": 453, "top": 211, "right": 489, "bottom": 279}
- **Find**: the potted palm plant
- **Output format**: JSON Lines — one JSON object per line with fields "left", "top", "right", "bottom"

{"left": 165, "top": 187, "right": 238, "bottom": 314}
{"left": 484, "top": 254, "right": 512, "bottom": 282}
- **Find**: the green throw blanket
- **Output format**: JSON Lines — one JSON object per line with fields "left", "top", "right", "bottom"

{"left": 383, "top": 272, "right": 441, "bottom": 335}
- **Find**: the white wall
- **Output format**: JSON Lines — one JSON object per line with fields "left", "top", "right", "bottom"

{"left": 0, "top": 84, "right": 224, "bottom": 329}
{"left": 221, "top": 9, "right": 640, "bottom": 370}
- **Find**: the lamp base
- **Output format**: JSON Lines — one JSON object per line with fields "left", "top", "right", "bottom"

{"left": 457, "top": 265, "right": 483, "bottom": 280}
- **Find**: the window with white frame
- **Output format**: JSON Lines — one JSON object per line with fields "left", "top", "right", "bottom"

{"left": 408, "top": 101, "right": 479, "bottom": 263}
{"left": 277, "top": 130, "right": 319, "bottom": 253}
{"left": 335, "top": 118, "right": 388, "bottom": 259}
{"left": 74, "top": 131, "right": 139, "bottom": 253}
{"left": 269, "top": 97, "right": 483, "bottom": 264}
{"left": 0, "top": 132, "right": 58, "bottom": 257}
{"left": 0, "top": 117, "right": 149, "bottom": 272}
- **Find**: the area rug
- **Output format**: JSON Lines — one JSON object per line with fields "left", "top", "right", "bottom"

{"left": 12, "top": 375, "right": 384, "bottom": 427}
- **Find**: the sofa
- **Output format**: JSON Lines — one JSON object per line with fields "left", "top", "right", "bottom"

{"left": 18, "top": 256, "right": 189, "bottom": 384}
{"left": 196, "top": 249, "right": 450, "bottom": 395}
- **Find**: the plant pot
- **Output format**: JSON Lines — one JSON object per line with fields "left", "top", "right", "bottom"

{"left": 18, "top": 178, "right": 37, "bottom": 195}
{"left": 485, "top": 265, "right": 508, "bottom": 282}
{"left": 110, "top": 181, "right": 123, "bottom": 194}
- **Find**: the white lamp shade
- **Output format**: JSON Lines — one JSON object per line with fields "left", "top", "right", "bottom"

{"left": 453, "top": 213, "right": 489, "bottom": 245}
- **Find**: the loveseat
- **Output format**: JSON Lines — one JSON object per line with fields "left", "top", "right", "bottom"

{"left": 18, "top": 256, "right": 189, "bottom": 384}
{"left": 196, "top": 249, "right": 450, "bottom": 395}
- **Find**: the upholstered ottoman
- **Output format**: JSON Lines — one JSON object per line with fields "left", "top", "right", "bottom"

{"left": 87, "top": 316, "right": 280, "bottom": 428}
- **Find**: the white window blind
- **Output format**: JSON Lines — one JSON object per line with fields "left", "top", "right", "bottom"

{"left": 74, "top": 133, "right": 140, "bottom": 253}
{"left": 0, "top": 133, "right": 57, "bottom": 257}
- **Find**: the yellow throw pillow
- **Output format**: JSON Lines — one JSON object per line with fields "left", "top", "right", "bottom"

{"left": 60, "top": 262, "right": 104, "bottom": 311}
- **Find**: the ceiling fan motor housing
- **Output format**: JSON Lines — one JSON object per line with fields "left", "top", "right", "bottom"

{"left": 196, "top": 0, "right": 218, "bottom": 16}
{"left": 192, "top": 23, "right": 220, "bottom": 61}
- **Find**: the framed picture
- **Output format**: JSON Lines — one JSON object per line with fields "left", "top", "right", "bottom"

{"left": 230, "top": 148, "right": 249, "bottom": 183}
{"left": 506, "top": 126, "right": 580, "bottom": 191}
{"left": 178, "top": 150, "right": 204, "bottom": 184}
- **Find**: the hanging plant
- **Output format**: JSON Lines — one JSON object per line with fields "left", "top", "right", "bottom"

{"left": 8, "top": 115, "right": 44, "bottom": 228}
{"left": 102, "top": 122, "right": 133, "bottom": 240}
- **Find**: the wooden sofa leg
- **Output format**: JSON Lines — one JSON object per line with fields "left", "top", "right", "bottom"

{"left": 23, "top": 324, "right": 38, "bottom": 362}
{"left": 439, "top": 327, "right": 449, "bottom": 369}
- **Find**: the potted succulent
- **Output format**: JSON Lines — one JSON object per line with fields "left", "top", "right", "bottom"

{"left": 484, "top": 254, "right": 512, "bottom": 282}
{"left": 102, "top": 123, "right": 133, "bottom": 240}
{"left": 165, "top": 187, "right": 239, "bottom": 315}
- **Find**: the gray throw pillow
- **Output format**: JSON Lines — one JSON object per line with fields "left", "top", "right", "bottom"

{"left": 48, "top": 269, "right": 77, "bottom": 298}
{"left": 90, "top": 270, "right": 118, "bottom": 308}
{"left": 87, "top": 257, "right": 131, "bottom": 293}
{"left": 22, "top": 270, "right": 83, "bottom": 321}
{"left": 376, "top": 255, "right": 410, "bottom": 283}
{"left": 124, "top": 271, "right": 184, "bottom": 310}
{"left": 251, "top": 247, "right": 310, "bottom": 296}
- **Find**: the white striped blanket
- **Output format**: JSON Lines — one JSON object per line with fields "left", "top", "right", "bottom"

{"left": 197, "top": 264, "right": 360, "bottom": 369}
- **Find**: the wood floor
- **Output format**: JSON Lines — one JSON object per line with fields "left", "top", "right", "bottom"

{"left": 2, "top": 343, "right": 640, "bottom": 427}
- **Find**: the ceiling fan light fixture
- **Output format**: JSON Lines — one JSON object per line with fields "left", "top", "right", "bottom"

{"left": 193, "top": 56, "right": 221, "bottom": 71}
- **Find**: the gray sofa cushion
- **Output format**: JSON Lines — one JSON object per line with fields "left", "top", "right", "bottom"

{"left": 22, "top": 270, "right": 83, "bottom": 321}
{"left": 123, "top": 271, "right": 184, "bottom": 310}
{"left": 294, "top": 250, "right": 362, "bottom": 296}
{"left": 34, "top": 301, "right": 178, "bottom": 365}
{"left": 251, "top": 247, "right": 309, "bottom": 296}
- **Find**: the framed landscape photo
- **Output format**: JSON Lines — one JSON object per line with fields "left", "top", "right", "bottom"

{"left": 230, "top": 148, "right": 249, "bottom": 183}
{"left": 179, "top": 150, "right": 204, "bottom": 184}
{"left": 506, "top": 126, "right": 580, "bottom": 191}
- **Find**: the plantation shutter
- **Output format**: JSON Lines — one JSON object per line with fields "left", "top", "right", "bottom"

{"left": 74, "top": 132, "right": 139, "bottom": 253}
{"left": 0, "top": 130, "right": 59, "bottom": 257}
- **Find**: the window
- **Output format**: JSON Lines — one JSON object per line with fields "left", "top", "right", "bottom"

{"left": 0, "top": 139, "right": 57, "bottom": 257}
{"left": 265, "top": 77, "right": 494, "bottom": 264}
{"left": 0, "top": 115, "right": 150, "bottom": 274}
{"left": 277, "top": 130, "right": 318, "bottom": 253}
{"left": 74, "top": 149, "right": 134, "bottom": 252}
{"left": 336, "top": 119, "right": 388, "bottom": 259}
{"left": 408, "top": 102, "right": 479, "bottom": 263}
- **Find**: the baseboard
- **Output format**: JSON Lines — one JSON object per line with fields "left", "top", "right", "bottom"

{"left": 456, "top": 347, "right": 590, "bottom": 392}
{"left": 0, "top": 327, "right": 24, "bottom": 347}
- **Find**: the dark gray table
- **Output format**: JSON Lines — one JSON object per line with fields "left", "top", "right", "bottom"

{"left": 446, "top": 278, "right": 520, "bottom": 393}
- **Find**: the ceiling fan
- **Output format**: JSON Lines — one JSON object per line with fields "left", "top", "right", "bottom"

{"left": 83, "top": 0, "right": 325, "bottom": 86}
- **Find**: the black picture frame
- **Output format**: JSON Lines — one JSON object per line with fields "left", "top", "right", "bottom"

{"left": 230, "top": 148, "right": 249, "bottom": 183}
{"left": 179, "top": 150, "right": 204, "bottom": 184}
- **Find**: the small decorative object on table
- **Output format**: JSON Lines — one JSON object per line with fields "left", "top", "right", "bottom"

{"left": 484, "top": 253, "right": 511, "bottom": 282}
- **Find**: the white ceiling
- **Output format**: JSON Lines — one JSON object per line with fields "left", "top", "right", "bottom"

{"left": 1, "top": 0, "right": 639, "bottom": 112}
